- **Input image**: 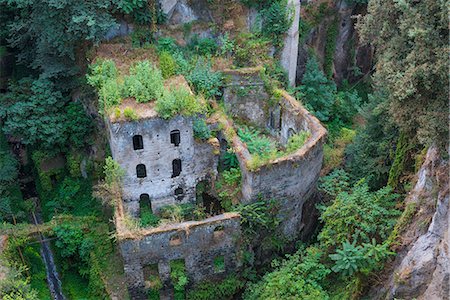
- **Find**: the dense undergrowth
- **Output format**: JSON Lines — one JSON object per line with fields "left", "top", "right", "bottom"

{"left": 0, "top": 0, "right": 447, "bottom": 299}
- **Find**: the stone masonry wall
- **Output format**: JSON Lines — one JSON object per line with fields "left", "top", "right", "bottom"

{"left": 222, "top": 68, "right": 269, "bottom": 128}
{"left": 107, "top": 115, "right": 218, "bottom": 216}
{"left": 119, "top": 213, "right": 241, "bottom": 299}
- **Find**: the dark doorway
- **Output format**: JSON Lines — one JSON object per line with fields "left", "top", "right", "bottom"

{"left": 170, "top": 130, "right": 180, "bottom": 147}
{"left": 133, "top": 135, "right": 144, "bottom": 150}
{"left": 139, "top": 193, "right": 152, "bottom": 214}
{"left": 136, "top": 164, "right": 147, "bottom": 178}
{"left": 172, "top": 159, "right": 181, "bottom": 177}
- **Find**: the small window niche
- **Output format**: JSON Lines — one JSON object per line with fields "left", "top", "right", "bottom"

{"left": 172, "top": 159, "right": 182, "bottom": 177}
{"left": 136, "top": 164, "right": 147, "bottom": 178}
{"left": 133, "top": 135, "right": 144, "bottom": 150}
{"left": 170, "top": 130, "right": 181, "bottom": 147}
{"left": 139, "top": 194, "right": 152, "bottom": 215}
{"left": 143, "top": 263, "right": 161, "bottom": 291}
{"left": 169, "top": 234, "right": 182, "bottom": 246}
{"left": 213, "top": 225, "right": 225, "bottom": 239}
{"left": 213, "top": 256, "right": 225, "bottom": 273}
{"left": 174, "top": 187, "right": 184, "bottom": 201}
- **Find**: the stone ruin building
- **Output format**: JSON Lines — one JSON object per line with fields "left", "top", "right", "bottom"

{"left": 106, "top": 70, "right": 326, "bottom": 299}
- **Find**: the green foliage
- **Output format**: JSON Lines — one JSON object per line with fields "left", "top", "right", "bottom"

{"left": 123, "top": 107, "right": 139, "bottom": 120}
{"left": 0, "top": 77, "right": 90, "bottom": 150}
{"left": 237, "top": 125, "right": 276, "bottom": 158}
{"left": 64, "top": 102, "right": 93, "bottom": 148}
{"left": 188, "top": 35, "right": 218, "bottom": 56}
{"left": 123, "top": 60, "right": 165, "bottom": 103}
{"left": 157, "top": 37, "right": 178, "bottom": 53}
{"left": 244, "top": 246, "right": 331, "bottom": 300}
{"left": 298, "top": 58, "right": 336, "bottom": 121}
{"left": 159, "top": 51, "right": 177, "bottom": 79}
{"left": 218, "top": 33, "right": 235, "bottom": 57}
{"left": 324, "top": 17, "right": 338, "bottom": 78}
{"left": 286, "top": 131, "right": 310, "bottom": 153}
{"left": 358, "top": 0, "right": 448, "bottom": 148}
{"left": 187, "top": 275, "right": 244, "bottom": 300}
{"left": 156, "top": 86, "right": 205, "bottom": 119}
{"left": 186, "top": 59, "right": 222, "bottom": 98}
{"left": 0, "top": 264, "right": 39, "bottom": 300}
{"left": 234, "top": 33, "right": 271, "bottom": 67}
{"left": 318, "top": 173, "right": 400, "bottom": 249}
{"left": 170, "top": 260, "right": 188, "bottom": 297}
{"left": 297, "top": 57, "right": 361, "bottom": 123}
{"left": 222, "top": 148, "right": 239, "bottom": 170}
{"left": 387, "top": 132, "right": 410, "bottom": 190}
{"left": 330, "top": 239, "right": 393, "bottom": 276}
{"left": 140, "top": 209, "right": 160, "bottom": 227}
{"left": 2, "top": 0, "right": 118, "bottom": 78}
{"left": 104, "top": 156, "right": 125, "bottom": 187}
{"left": 235, "top": 200, "right": 279, "bottom": 236}
{"left": 323, "top": 127, "right": 356, "bottom": 171}
{"left": 346, "top": 92, "right": 398, "bottom": 190}
{"left": 193, "top": 118, "right": 211, "bottom": 140}
{"left": 216, "top": 168, "right": 241, "bottom": 211}
{"left": 259, "top": 0, "right": 292, "bottom": 48}
{"left": 86, "top": 59, "right": 118, "bottom": 90}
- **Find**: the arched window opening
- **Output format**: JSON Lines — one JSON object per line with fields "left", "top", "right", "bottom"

{"left": 287, "top": 128, "right": 296, "bottom": 139}
{"left": 139, "top": 193, "right": 152, "bottom": 214}
{"left": 170, "top": 130, "right": 181, "bottom": 146}
{"left": 133, "top": 135, "right": 144, "bottom": 150}
{"left": 136, "top": 164, "right": 147, "bottom": 178}
{"left": 172, "top": 159, "right": 182, "bottom": 177}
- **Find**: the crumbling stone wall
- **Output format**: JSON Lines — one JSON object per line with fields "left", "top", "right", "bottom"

{"left": 119, "top": 213, "right": 241, "bottom": 299}
{"left": 107, "top": 114, "right": 219, "bottom": 216}
{"left": 222, "top": 68, "right": 269, "bottom": 128}
{"left": 223, "top": 70, "right": 326, "bottom": 239}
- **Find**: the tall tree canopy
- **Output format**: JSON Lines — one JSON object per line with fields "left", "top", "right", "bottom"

{"left": 358, "top": 0, "right": 448, "bottom": 148}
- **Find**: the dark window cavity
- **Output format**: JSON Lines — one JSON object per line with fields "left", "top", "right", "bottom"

{"left": 136, "top": 164, "right": 147, "bottom": 178}
{"left": 170, "top": 130, "right": 181, "bottom": 146}
{"left": 287, "top": 128, "right": 296, "bottom": 139}
{"left": 133, "top": 135, "right": 144, "bottom": 150}
{"left": 139, "top": 193, "right": 152, "bottom": 213}
{"left": 175, "top": 187, "right": 183, "bottom": 196}
{"left": 172, "top": 159, "right": 181, "bottom": 177}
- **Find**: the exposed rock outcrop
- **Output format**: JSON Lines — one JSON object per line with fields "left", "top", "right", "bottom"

{"left": 368, "top": 146, "right": 449, "bottom": 299}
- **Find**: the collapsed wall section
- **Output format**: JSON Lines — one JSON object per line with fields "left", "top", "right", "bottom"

{"left": 107, "top": 112, "right": 219, "bottom": 216}
{"left": 119, "top": 213, "right": 241, "bottom": 299}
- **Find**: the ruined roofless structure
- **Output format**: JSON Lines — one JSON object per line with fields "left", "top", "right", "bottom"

{"left": 105, "top": 67, "right": 326, "bottom": 299}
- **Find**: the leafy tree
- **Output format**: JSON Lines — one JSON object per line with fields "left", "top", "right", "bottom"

{"left": 318, "top": 171, "right": 400, "bottom": 249}
{"left": 298, "top": 58, "right": 336, "bottom": 122}
{"left": 358, "top": 0, "right": 448, "bottom": 148}
{"left": 244, "top": 246, "right": 331, "bottom": 300}
{"left": 186, "top": 59, "right": 223, "bottom": 98}
{"left": 2, "top": 0, "right": 118, "bottom": 78}
{"left": 0, "top": 78, "right": 92, "bottom": 150}
{"left": 345, "top": 91, "right": 398, "bottom": 190}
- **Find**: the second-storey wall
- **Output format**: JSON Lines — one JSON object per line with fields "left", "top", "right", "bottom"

{"left": 107, "top": 115, "right": 219, "bottom": 216}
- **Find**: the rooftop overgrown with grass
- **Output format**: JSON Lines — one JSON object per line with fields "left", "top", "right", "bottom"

{"left": 87, "top": 58, "right": 207, "bottom": 120}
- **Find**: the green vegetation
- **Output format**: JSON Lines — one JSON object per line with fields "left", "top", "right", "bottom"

{"left": 124, "top": 61, "right": 165, "bottom": 103}
{"left": 237, "top": 124, "right": 310, "bottom": 170}
{"left": 170, "top": 260, "right": 188, "bottom": 300}
{"left": 156, "top": 86, "right": 205, "bottom": 119}
{"left": 187, "top": 275, "right": 244, "bottom": 300}
{"left": 193, "top": 118, "right": 212, "bottom": 140}
{"left": 324, "top": 17, "right": 338, "bottom": 78}
{"left": 159, "top": 51, "right": 177, "bottom": 79}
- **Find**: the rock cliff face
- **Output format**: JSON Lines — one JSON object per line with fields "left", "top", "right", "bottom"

{"left": 296, "top": 0, "right": 373, "bottom": 85}
{"left": 368, "top": 146, "right": 449, "bottom": 299}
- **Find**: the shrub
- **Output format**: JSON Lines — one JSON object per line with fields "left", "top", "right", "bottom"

{"left": 260, "top": 0, "right": 293, "bottom": 48}
{"left": 234, "top": 33, "right": 271, "bottom": 67}
{"left": 155, "top": 87, "right": 204, "bottom": 119}
{"left": 318, "top": 174, "right": 400, "bottom": 249}
{"left": 123, "top": 60, "right": 164, "bottom": 103}
{"left": 159, "top": 51, "right": 177, "bottom": 79}
{"left": 186, "top": 60, "right": 222, "bottom": 98}
{"left": 98, "top": 78, "right": 122, "bottom": 113}
{"left": 188, "top": 35, "right": 218, "bottom": 55}
{"left": 140, "top": 209, "right": 160, "bottom": 227}
{"left": 193, "top": 117, "right": 211, "bottom": 140}
{"left": 187, "top": 276, "right": 244, "bottom": 300}
{"left": 123, "top": 107, "right": 138, "bottom": 120}
{"left": 286, "top": 131, "right": 310, "bottom": 153}
{"left": 86, "top": 59, "right": 118, "bottom": 89}
{"left": 157, "top": 37, "right": 178, "bottom": 53}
